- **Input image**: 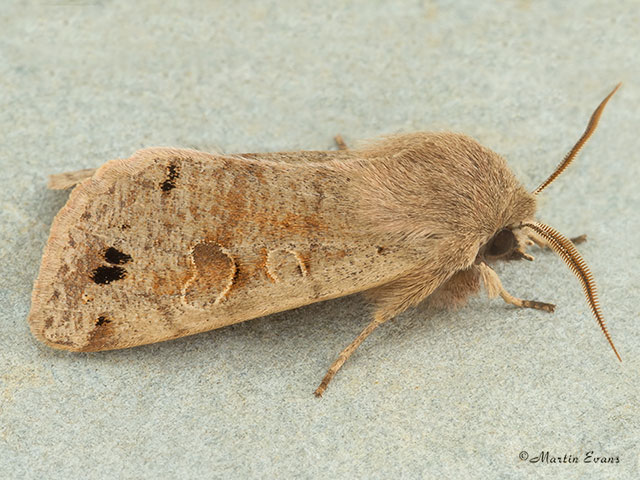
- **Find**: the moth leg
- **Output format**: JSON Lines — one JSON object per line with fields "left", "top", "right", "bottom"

{"left": 315, "top": 269, "right": 456, "bottom": 396}
{"left": 314, "top": 313, "right": 386, "bottom": 397}
{"left": 569, "top": 234, "right": 587, "bottom": 245}
{"left": 509, "top": 248, "right": 534, "bottom": 262}
{"left": 527, "top": 231, "right": 587, "bottom": 248}
{"left": 48, "top": 168, "right": 97, "bottom": 190}
{"left": 540, "top": 234, "right": 587, "bottom": 247}
{"left": 478, "top": 263, "right": 555, "bottom": 312}
{"left": 334, "top": 134, "right": 348, "bottom": 150}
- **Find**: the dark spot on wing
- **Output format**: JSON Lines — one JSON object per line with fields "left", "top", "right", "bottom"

{"left": 160, "top": 163, "right": 180, "bottom": 192}
{"left": 81, "top": 319, "right": 116, "bottom": 351}
{"left": 91, "top": 266, "right": 126, "bottom": 284}
{"left": 104, "top": 247, "right": 132, "bottom": 265}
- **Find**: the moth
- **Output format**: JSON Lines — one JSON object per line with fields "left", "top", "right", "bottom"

{"left": 29, "top": 85, "right": 621, "bottom": 396}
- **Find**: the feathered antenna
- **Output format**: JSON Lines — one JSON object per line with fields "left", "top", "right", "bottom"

{"left": 522, "top": 222, "right": 621, "bottom": 362}
{"left": 534, "top": 83, "right": 621, "bottom": 195}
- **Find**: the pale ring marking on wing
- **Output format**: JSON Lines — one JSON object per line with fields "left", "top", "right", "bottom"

{"left": 265, "top": 248, "right": 309, "bottom": 283}
{"left": 180, "top": 241, "right": 237, "bottom": 308}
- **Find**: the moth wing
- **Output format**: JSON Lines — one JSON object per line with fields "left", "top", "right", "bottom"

{"left": 48, "top": 168, "right": 98, "bottom": 190}
{"left": 47, "top": 149, "right": 354, "bottom": 190}
{"left": 29, "top": 148, "right": 418, "bottom": 351}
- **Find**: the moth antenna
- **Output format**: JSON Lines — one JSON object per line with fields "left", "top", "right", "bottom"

{"left": 533, "top": 83, "right": 621, "bottom": 195}
{"left": 522, "top": 222, "right": 621, "bottom": 362}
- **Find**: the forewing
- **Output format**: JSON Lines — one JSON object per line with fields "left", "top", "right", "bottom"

{"left": 29, "top": 148, "right": 417, "bottom": 351}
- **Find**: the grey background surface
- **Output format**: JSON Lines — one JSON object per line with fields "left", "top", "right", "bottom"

{"left": 1, "top": 1, "right": 638, "bottom": 478}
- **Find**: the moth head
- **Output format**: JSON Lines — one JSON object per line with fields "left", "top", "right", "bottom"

{"left": 483, "top": 84, "right": 621, "bottom": 259}
{"left": 482, "top": 85, "right": 622, "bottom": 362}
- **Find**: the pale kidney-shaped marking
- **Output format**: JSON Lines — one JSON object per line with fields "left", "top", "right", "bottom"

{"left": 265, "top": 248, "right": 308, "bottom": 283}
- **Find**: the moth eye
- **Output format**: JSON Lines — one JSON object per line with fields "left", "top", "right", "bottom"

{"left": 487, "top": 228, "right": 516, "bottom": 258}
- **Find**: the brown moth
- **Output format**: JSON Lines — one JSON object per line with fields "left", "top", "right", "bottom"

{"left": 29, "top": 85, "right": 621, "bottom": 396}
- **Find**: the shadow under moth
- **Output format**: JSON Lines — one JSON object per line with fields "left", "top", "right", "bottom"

{"left": 29, "top": 85, "right": 621, "bottom": 396}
